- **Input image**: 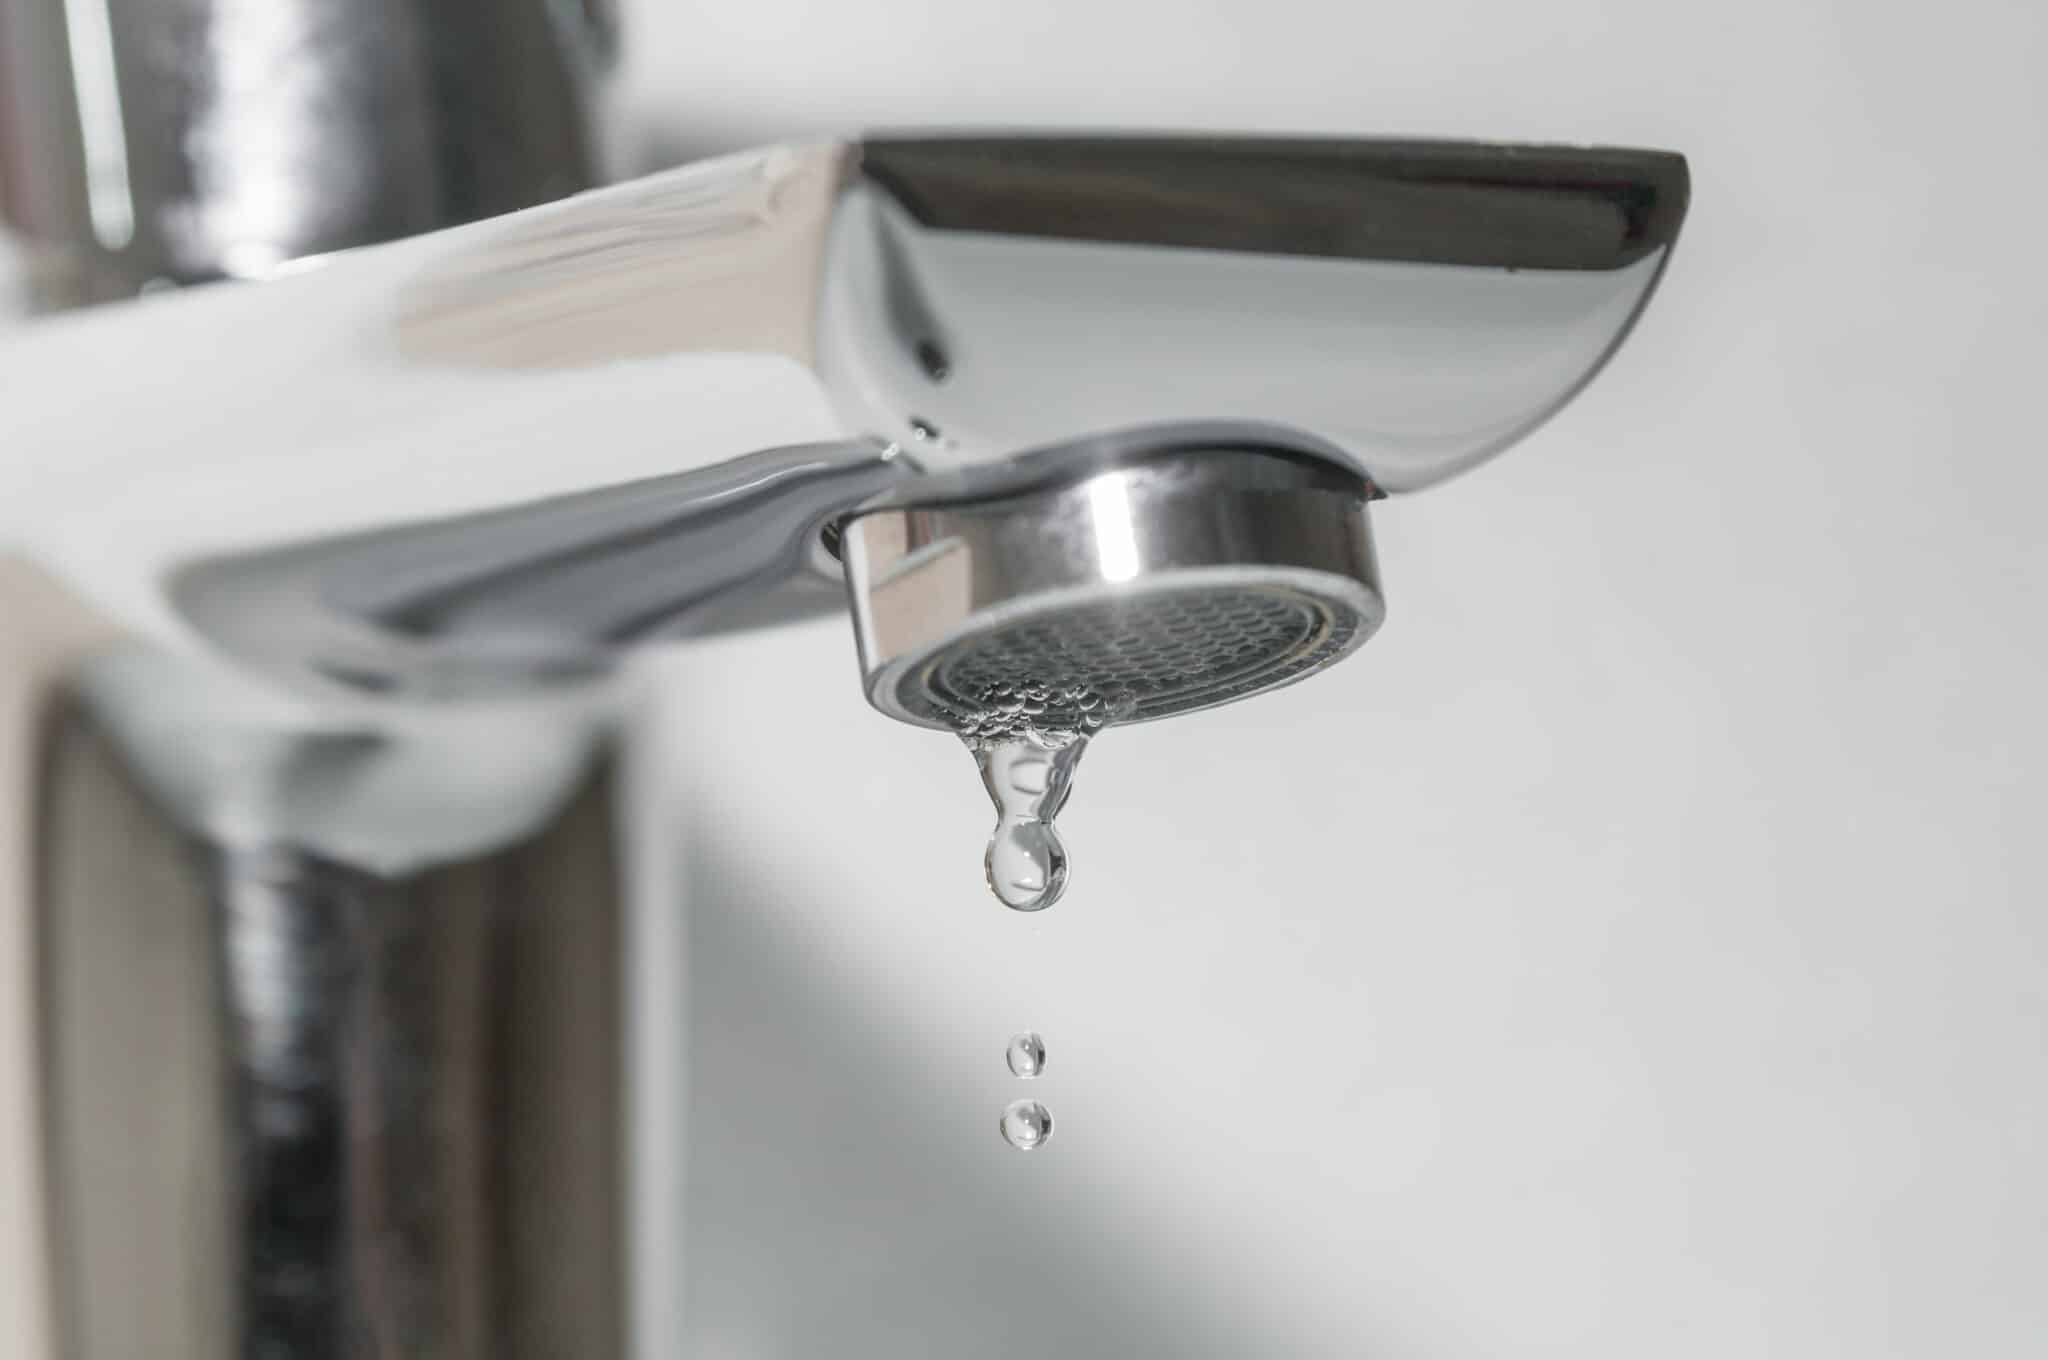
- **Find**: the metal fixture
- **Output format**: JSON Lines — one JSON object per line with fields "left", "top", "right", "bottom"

{"left": 843, "top": 442, "right": 1383, "bottom": 732}
{"left": 0, "top": 126, "right": 1689, "bottom": 1360}
{"left": 143, "top": 135, "right": 1686, "bottom": 705}
{"left": 0, "top": 0, "right": 612, "bottom": 308}
{"left": 824, "top": 138, "right": 1685, "bottom": 494}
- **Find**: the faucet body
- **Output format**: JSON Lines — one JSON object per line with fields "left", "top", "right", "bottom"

{"left": 0, "top": 101, "right": 1686, "bottom": 1357}
{"left": 0, "top": 0, "right": 611, "bottom": 307}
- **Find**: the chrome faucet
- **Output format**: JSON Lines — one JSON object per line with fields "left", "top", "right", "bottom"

{"left": 0, "top": 5, "right": 1689, "bottom": 1354}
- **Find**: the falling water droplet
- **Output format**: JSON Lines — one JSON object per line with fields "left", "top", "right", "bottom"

{"left": 972, "top": 731, "right": 1089, "bottom": 911}
{"left": 999, "top": 1099, "right": 1054, "bottom": 1151}
{"left": 1006, "top": 1032, "right": 1047, "bottom": 1078}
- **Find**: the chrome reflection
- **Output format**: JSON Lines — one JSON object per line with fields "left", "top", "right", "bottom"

{"left": 170, "top": 442, "right": 915, "bottom": 700}
{"left": 821, "top": 136, "right": 1686, "bottom": 493}
{"left": 163, "top": 136, "right": 1686, "bottom": 703}
{"left": 55, "top": 0, "right": 133, "bottom": 249}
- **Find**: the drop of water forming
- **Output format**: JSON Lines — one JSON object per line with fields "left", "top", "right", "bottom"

{"left": 1006, "top": 1032, "right": 1047, "bottom": 1078}
{"left": 999, "top": 1099, "right": 1054, "bottom": 1151}
{"left": 971, "top": 730, "right": 1090, "bottom": 911}
{"left": 987, "top": 820, "right": 1065, "bottom": 910}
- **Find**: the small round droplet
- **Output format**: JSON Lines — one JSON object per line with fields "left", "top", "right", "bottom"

{"left": 999, "top": 1099, "right": 1054, "bottom": 1151}
{"left": 1006, "top": 1032, "right": 1047, "bottom": 1079}
{"left": 987, "top": 820, "right": 1067, "bottom": 911}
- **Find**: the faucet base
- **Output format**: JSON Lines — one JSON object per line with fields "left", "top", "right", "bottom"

{"left": 35, "top": 707, "right": 627, "bottom": 1360}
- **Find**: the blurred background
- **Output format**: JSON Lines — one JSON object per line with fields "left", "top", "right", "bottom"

{"left": 4, "top": 1, "right": 2046, "bottom": 1357}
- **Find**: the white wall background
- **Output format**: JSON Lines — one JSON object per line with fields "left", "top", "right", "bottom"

{"left": 4, "top": 1, "right": 2043, "bottom": 1356}
{"left": 614, "top": 1, "right": 2048, "bottom": 1357}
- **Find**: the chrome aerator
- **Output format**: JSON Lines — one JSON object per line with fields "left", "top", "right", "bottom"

{"left": 842, "top": 440, "right": 1383, "bottom": 736}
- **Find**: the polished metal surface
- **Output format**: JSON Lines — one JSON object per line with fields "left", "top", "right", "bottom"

{"left": 37, "top": 709, "right": 625, "bottom": 1360}
{"left": 156, "top": 136, "right": 1686, "bottom": 703}
{"left": 213, "top": 847, "right": 433, "bottom": 1356}
{"left": 823, "top": 135, "right": 1689, "bottom": 494}
{"left": 842, "top": 444, "right": 1383, "bottom": 732}
{"left": 0, "top": 0, "right": 612, "bottom": 308}
{"left": 171, "top": 441, "right": 917, "bottom": 701}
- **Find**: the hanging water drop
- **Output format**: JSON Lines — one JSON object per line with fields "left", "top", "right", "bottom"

{"left": 971, "top": 729, "right": 1089, "bottom": 911}
{"left": 987, "top": 820, "right": 1065, "bottom": 910}
{"left": 999, "top": 1099, "right": 1054, "bottom": 1151}
{"left": 1006, "top": 1032, "right": 1046, "bottom": 1078}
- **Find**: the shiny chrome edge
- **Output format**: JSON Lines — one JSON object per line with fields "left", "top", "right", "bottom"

{"left": 857, "top": 135, "right": 1687, "bottom": 269}
{"left": 159, "top": 133, "right": 1686, "bottom": 705}
{"left": 168, "top": 441, "right": 915, "bottom": 704}
{"left": 837, "top": 420, "right": 1382, "bottom": 522}
{"left": 841, "top": 445, "right": 1384, "bottom": 732}
{"left": 822, "top": 133, "right": 1688, "bottom": 495}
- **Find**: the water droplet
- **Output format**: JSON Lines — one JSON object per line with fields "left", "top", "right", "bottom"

{"left": 999, "top": 1099, "right": 1054, "bottom": 1151}
{"left": 1006, "top": 1032, "right": 1046, "bottom": 1078}
{"left": 988, "top": 821, "right": 1064, "bottom": 910}
{"left": 972, "top": 730, "right": 1089, "bottom": 911}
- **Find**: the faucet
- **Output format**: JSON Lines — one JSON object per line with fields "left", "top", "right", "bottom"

{"left": 0, "top": 4, "right": 1690, "bottom": 1355}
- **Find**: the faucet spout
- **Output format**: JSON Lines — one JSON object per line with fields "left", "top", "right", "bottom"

{"left": 74, "top": 133, "right": 1690, "bottom": 708}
